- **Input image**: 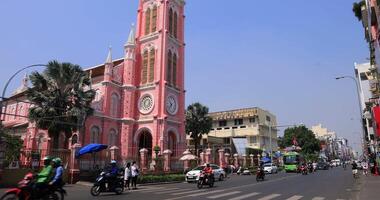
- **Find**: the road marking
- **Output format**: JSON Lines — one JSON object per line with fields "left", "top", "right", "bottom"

{"left": 143, "top": 187, "right": 179, "bottom": 192}
{"left": 171, "top": 190, "right": 200, "bottom": 195}
{"left": 286, "top": 195, "right": 303, "bottom": 200}
{"left": 227, "top": 192, "right": 260, "bottom": 200}
{"left": 156, "top": 188, "right": 191, "bottom": 194}
{"left": 134, "top": 187, "right": 165, "bottom": 191}
{"left": 165, "top": 189, "right": 225, "bottom": 200}
{"left": 207, "top": 191, "right": 241, "bottom": 199}
{"left": 187, "top": 189, "right": 226, "bottom": 197}
{"left": 311, "top": 197, "right": 325, "bottom": 200}
{"left": 257, "top": 194, "right": 281, "bottom": 200}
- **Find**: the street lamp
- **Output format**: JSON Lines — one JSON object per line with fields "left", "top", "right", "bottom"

{"left": 0, "top": 64, "right": 47, "bottom": 126}
{"left": 335, "top": 75, "right": 368, "bottom": 157}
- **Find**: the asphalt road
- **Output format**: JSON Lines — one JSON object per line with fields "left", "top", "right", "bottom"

{"left": 1, "top": 167, "right": 360, "bottom": 200}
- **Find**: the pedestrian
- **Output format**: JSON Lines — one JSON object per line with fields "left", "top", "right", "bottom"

{"left": 124, "top": 162, "right": 132, "bottom": 190}
{"left": 131, "top": 161, "right": 139, "bottom": 190}
{"left": 362, "top": 160, "right": 369, "bottom": 176}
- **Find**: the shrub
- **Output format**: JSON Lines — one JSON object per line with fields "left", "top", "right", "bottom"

{"left": 137, "top": 174, "right": 185, "bottom": 184}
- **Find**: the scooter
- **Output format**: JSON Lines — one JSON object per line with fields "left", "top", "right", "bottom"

{"left": 197, "top": 171, "right": 214, "bottom": 189}
{"left": 301, "top": 165, "right": 308, "bottom": 175}
{"left": 256, "top": 168, "right": 265, "bottom": 181}
{"left": 0, "top": 172, "right": 66, "bottom": 200}
{"left": 90, "top": 171, "right": 124, "bottom": 196}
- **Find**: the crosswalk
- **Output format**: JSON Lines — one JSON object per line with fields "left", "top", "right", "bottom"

{"left": 130, "top": 186, "right": 346, "bottom": 200}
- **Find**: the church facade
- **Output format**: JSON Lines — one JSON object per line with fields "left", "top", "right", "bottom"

{"left": 1, "top": 0, "right": 186, "bottom": 170}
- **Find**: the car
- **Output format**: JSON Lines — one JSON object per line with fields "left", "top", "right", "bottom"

{"left": 317, "top": 162, "right": 329, "bottom": 170}
{"left": 185, "top": 164, "right": 226, "bottom": 183}
{"left": 263, "top": 163, "right": 278, "bottom": 174}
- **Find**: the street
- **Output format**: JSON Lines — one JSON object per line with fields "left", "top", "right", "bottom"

{"left": 49, "top": 167, "right": 357, "bottom": 200}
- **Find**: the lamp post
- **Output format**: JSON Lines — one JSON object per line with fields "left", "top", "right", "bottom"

{"left": 335, "top": 75, "right": 368, "bottom": 157}
{"left": 0, "top": 64, "right": 47, "bottom": 126}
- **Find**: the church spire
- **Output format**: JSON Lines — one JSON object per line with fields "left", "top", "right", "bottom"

{"left": 105, "top": 46, "right": 112, "bottom": 63}
{"left": 125, "top": 24, "right": 136, "bottom": 47}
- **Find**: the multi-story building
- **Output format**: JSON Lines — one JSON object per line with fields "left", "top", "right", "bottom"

{"left": 1, "top": 0, "right": 187, "bottom": 171}
{"left": 187, "top": 107, "right": 278, "bottom": 156}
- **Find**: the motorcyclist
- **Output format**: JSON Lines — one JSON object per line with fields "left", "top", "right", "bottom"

{"left": 34, "top": 156, "right": 54, "bottom": 192}
{"left": 50, "top": 158, "right": 64, "bottom": 187}
{"left": 106, "top": 160, "right": 118, "bottom": 189}
{"left": 202, "top": 163, "right": 214, "bottom": 182}
{"left": 352, "top": 161, "right": 358, "bottom": 178}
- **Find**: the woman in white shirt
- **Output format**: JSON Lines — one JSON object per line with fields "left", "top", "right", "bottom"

{"left": 124, "top": 162, "right": 131, "bottom": 190}
{"left": 131, "top": 161, "right": 139, "bottom": 189}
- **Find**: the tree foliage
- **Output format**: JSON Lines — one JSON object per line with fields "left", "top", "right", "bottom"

{"left": 281, "top": 125, "right": 321, "bottom": 155}
{"left": 185, "top": 102, "right": 212, "bottom": 155}
{"left": 0, "top": 126, "right": 23, "bottom": 164}
{"left": 27, "top": 60, "right": 95, "bottom": 141}
{"left": 352, "top": 1, "right": 365, "bottom": 21}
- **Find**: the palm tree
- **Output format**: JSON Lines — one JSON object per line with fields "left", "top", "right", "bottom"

{"left": 185, "top": 102, "right": 212, "bottom": 156}
{"left": 27, "top": 60, "right": 95, "bottom": 148}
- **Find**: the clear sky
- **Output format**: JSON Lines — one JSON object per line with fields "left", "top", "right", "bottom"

{"left": 0, "top": 0, "right": 368, "bottom": 153}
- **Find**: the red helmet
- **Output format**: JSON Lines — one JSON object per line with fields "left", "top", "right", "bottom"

{"left": 24, "top": 172, "right": 33, "bottom": 180}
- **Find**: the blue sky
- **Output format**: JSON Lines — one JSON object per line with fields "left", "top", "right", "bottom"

{"left": 0, "top": 0, "right": 368, "bottom": 153}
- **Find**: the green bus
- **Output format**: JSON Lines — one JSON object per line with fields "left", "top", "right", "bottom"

{"left": 283, "top": 152, "right": 302, "bottom": 172}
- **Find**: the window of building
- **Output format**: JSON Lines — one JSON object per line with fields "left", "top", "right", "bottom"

{"left": 91, "top": 126, "right": 100, "bottom": 143}
{"left": 223, "top": 137, "right": 231, "bottom": 144}
{"left": 249, "top": 136, "right": 257, "bottom": 144}
{"left": 142, "top": 50, "right": 149, "bottom": 84}
{"left": 249, "top": 117, "right": 255, "bottom": 123}
{"left": 167, "top": 50, "right": 172, "bottom": 84}
{"left": 219, "top": 120, "right": 227, "bottom": 127}
{"left": 173, "top": 12, "right": 178, "bottom": 38}
{"left": 151, "top": 6, "right": 157, "bottom": 32}
{"left": 110, "top": 93, "right": 119, "bottom": 117}
{"left": 234, "top": 119, "right": 243, "bottom": 125}
{"left": 108, "top": 129, "right": 117, "bottom": 147}
{"left": 145, "top": 8, "right": 151, "bottom": 35}
{"left": 172, "top": 53, "right": 177, "bottom": 86}
{"left": 149, "top": 49, "right": 155, "bottom": 82}
{"left": 224, "top": 127, "right": 230, "bottom": 130}
{"left": 216, "top": 128, "right": 222, "bottom": 130}
{"left": 240, "top": 126, "right": 246, "bottom": 128}
{"left": 232, "top": 126, "right": 238, "bottom": 129}
{"left": 266, "top": 116, "right": 271, "bottom": 122}
{"left": 168, "top": 8, "right": 173, "bottom": 35}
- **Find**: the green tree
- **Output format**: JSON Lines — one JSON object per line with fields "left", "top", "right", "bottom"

{"left": 185, "top": 102, "right": 212, "bottom": 156}
{"left": 0, "top": 126, "right": 23, "bottom": 165}
{"left": 282, "top": 125, "right": 321, "bottom": 155}
{"left": 27, "top": 60, "right": 95, "bottom": 147}
{"left": 352, "top": 1, "right": 365, "bottom": 21}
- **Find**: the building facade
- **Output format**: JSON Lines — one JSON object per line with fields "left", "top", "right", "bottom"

{"left": 1, "top": 0, "right": 187, "bottom": 170}
{"left": 187, "top": 107, "right": 278, "bottom": 156}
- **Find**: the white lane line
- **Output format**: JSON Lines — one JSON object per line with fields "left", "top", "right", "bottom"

{"left": 156, "top": 188, "right": 191, "bottom": 194}
{"left": 187, "top": 189, "right": 226, "bottom": 197}
{"left": 227, "top": 192, "right": 260, "bottom": 200}
{"left": 311, "top": 198, "right": 325, "bottom": 200}
{"left": 133, "top": 187, "right": 164, "bottom": 191}
{"left": 171, "top": 190, "right": 199, "bottom": 195}
{"left": 143, "top": 187, "right": 179, "bottom": 192}
{"left": 208, "top": 191, "right": 241, "bottom": 199}
{"left": 286, "top": 195, "right": 303, "bottom": 200}
{"left": 257, "top": 194, "right": 281, "bottom": 200}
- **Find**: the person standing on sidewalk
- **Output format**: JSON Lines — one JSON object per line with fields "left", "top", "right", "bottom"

{"left": 131, "top": 161, "right": 139, "bottom": 190}
{"left": 362, "top": 160, "right": 369, "bottom": 176}
{"left": 124, "top": 162, "right": 132, "bottom": 190}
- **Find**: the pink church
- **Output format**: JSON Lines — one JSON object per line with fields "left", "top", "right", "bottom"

{"left": 1, "top": 0, "right": 187, "bottom": 175}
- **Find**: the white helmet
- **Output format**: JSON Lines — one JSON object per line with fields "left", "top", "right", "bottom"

{"left": 111, "top": 160, "right": 117, "bottom": 164}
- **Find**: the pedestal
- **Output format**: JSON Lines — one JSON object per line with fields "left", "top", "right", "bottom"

{"left": 163, "top": 149, "right": 172, "bottom": 172}
{"left": 139, "top": 148, "right": 148, "bottom": 171}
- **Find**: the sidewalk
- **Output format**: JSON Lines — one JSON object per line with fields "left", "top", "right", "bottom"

{"left": 354, "top": 174, "right": 380, "bottom": 200}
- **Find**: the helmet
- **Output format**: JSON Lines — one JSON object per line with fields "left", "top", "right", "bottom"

{"left": 111, "top": 160, "right": 117, "bottom": 164}
{"left": 53, "top": 158, "right": 62, "bottom": 165}
{"left": 206, "top": 163, "right": 210, "bottom": 167}
{"left": 43, "top": 156, "right": 52, "bottom": 162}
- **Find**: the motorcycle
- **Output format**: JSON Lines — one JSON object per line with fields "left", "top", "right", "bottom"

{"left": 308, "top": 164, "right": 313, "bottom": 173}
{"left": 90, "top": 171, "right": 124, "bottom": 196}
{"left": 301, "top": 165, "right": 308, "bottom": 175}
{"left": 197, "top": 171, "right": 214, "bottom": 189}
{"left": 256, "top": 168, "right": 265, "bottom": 182}
{"left": 0, "top": 172, "right": 66, "bottom": 200}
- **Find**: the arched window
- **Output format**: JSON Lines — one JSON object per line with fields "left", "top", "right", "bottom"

{"left": 169, "top": 8, "right": 173, "bottom": 35}
{"left": 142, "top": 50, "right": 149, "bottom": 84}
{"left": 37, "top": 135, "right": 44, "bottom": 151}
{"left": 151, "top": 6, "right": 158, "bottom": 32}
{"left": 91, "top": 126, "right": 100, "bottom": 143}
{"left": 173, "top": 12, "right": 178, "bottom": 38}
{"left": 110, "top": 93, "right": 119, "bottom": 117}
{"left": 145, "top": 8, "right": 151, "bottom": 35}
{"left": 172, "top": 53, "right": 177, "bottom": 87}
{"left": 168, "top": 132, "right": 176, "bottom": 157}
{"left": 108, "top": 129, "right": 118, "bottom": 147}
{"left": 167, "top": 51, "right": 172, "bottom": 85}
{"left": 71, "top": 134, "right": 78, "bottom": 146}
{"left": 149, "top": 49, "right": 155, "bottom": 83}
